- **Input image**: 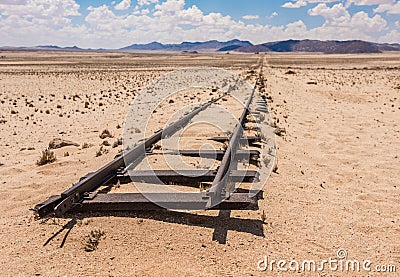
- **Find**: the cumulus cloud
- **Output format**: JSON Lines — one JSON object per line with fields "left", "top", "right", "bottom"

{"left": 374, "top": 1, "right": 400, "bottom": 14}
{"left": 308, "top": 3, "right": 350, "bottom": 26}
{"left": 282, "top": 0, "right": 339, "bottom": 8}
{"left": 115, "top": 0, "right": 131, "bottom": 10}
{"left": 0, "top": 0, "right": 398, "bottom": 48}
{"left": 348, "top": 0, "right": 394, "bottom": 6}
{"left": 308, "top": 3, "right": 387, "bottom": 40}
{"left": 379, "top": 29, "right": 400, "bottom": 43}
{"left": 0, "top": 0, "right": 27, "bottom": 4}
{"left": 138, "top": 0, "right": 159, "bottom": 6}
{"left": 0, "top": 0, "right": 80, "bottom": 27}
{"left": 282, "top": 0, "right": 307, "bottom": 8}
{"left": 242, "top": 15, "right": 259, "bottom": 20}
{"left": 154, "top": 0, "right": 184, "bottom": 15}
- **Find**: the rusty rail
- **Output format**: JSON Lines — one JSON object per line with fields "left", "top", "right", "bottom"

{"left": 206, "top": 78, "right": 258, "bottom": 208}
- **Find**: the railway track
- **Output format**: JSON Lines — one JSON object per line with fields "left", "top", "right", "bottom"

{"left": 34, "top": 63, "right": 274, "bottom": 218}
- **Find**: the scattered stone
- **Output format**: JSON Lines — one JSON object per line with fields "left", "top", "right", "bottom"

{"left": 112, "top": 138, "right": 123, "bottom": 148}
{"left": 81, "top": 142, "right": 92, "bottom": 149}
{"left": 274, "top": 127, "right": 286, "bottom": 137}
{"left": 285, "top": 70, "right": 296, "bottom": 75}
{"left": 49, "top": 138, "right": 80, "bottom": 149}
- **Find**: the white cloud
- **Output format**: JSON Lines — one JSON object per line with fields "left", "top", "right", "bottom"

{"left": 242, "top": 15, "right": 259, "bottom": 20}
{"left": 379, "top": 29, "right": 400, "bottom": 43}
{"left": 348, "top": 0, "right": 394, "bottom": 6}
{"left": 154, "top": 0, "right": 184, "bottom": 15}
{"left": 282, "top": 0, "right": 307, "bottom": 8}
{"left": 307, "top": 3, "right": 387, "bottom": 40}
{"left": 0, "top": 0, "right": 80, "bottom": 28}
{"left": 0, "top": 0, "right": 27, "bottom": 5}
{"left": 351, "top": 11, "right": 386, "bottom": 32}
{"left": 266, "top": 11, "right": 279, "bottom": 19}
{"left": 308, "top": 3, "right": 350, "bottom": 26}
{"left": 138, "top": 0, "right": 159, "bottom": 6}
{"left": 115, "top": 0, "right": 131, "bottom": 10}
{"left": 374, "top": 1, "right": 400, "bottom": 14}
{"left": 0, "top": 0, "right": 398, "bottom": 48}
{"left": 285, "top": 20, "right": 308, "bottom": 36}
{"left": 282, "top": 0, "right": 340, "bottom": 8}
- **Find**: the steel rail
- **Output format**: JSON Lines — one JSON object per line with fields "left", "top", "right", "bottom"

{"left": 206, "top": 78, "right": 258, "bottom": 208}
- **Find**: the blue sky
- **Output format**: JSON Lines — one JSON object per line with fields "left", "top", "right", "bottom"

{"left": 0, "top": 0, "right": 399, "bottom": 48}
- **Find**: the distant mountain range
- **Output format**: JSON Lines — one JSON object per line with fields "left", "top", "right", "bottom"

{"left": 1, "top": 39, "right": 400, "bottom": 54}
{"left": 120, "top": 39, "right": 252, "bottom": 51}
{"left": 229, "top": 39, "right": 400, "bottom": 54}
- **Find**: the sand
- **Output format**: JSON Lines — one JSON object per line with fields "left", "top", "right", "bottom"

{"left": 0, "top": 51, "right": 399, "bottom": 276}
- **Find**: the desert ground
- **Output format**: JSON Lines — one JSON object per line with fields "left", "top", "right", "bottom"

{"left": 0, "top": 51, "right": 399, "bottom": 276}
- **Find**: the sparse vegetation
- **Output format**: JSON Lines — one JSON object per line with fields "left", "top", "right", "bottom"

{"left": 261, "top": 210, "right": 266, "bottom": 223}
{"left": 84, "top": 229, "right": 105, "bottom": 252}
{"left": 36, "top": 149, "right": 56, "bottom": 166}
{"left": 272, "top": 157, "right": 278, "bottom": 174}
{"left": 81, "top": 142, "right": 92, "bottom": 149}
{"left": 99, "top": 129, "right": 113, "bottom": 139}
{"left": 96, "top": 146, "right": 109, "bottom": 157}
{"left": 112, "top": 138, "right": 123, "bottom": 148}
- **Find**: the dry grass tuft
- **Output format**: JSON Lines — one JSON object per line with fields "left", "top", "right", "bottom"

{"left": 36, "top": 149, "right": 56, "bottom": 166}
{"left": 99, "top": 129, "right": 113, "bottom": 139}
{"left": 112, "top": 138, "right": 123, "bottom": 148}
{"left": 84, "top": 229, "right": 105, "bottom": 252}
{"left": 81, "top": 142, "right": 92, "bottom": 149}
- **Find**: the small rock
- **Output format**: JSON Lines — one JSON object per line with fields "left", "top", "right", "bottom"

{"left": 274, "top": 127, "right": 286, "bottom": 137}
{"left": 285, "top": 70, "right": 296, "bottom": 75}
{"left": 49, "top": 138, "right": 80, "bottom": 149}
